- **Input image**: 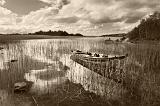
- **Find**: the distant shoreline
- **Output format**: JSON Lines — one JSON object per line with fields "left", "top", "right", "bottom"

{"left": 0, "top": 34, "right": 123, "bottom": 44}
{"left": 0, "top": 35, "right": 84, "bottom": 43}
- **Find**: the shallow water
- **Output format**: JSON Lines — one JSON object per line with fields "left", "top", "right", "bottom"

{"left": 0, "top": 37, "right": 160, "bottom": 106}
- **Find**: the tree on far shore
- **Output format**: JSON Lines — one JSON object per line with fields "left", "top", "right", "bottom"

{"left": 29, "top": 30, "right": 83, "bottom": 36}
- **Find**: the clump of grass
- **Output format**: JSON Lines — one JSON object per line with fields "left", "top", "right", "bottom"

{"left": 32, "top": 80, "right": 112, "bottom": 106}
{"left": 122, "top": 43, "right": 160, "bottom": 106}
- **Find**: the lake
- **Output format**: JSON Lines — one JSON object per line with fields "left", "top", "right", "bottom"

{"left": 0, "top": 37, "right": 160, "bottom": 106}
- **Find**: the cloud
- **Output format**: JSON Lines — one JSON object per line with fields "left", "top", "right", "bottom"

{"left": 118, "top": 0, "right": 160, "bottom": 9}
{"left": 0, "top": 0, "right": 5, "bottom": 5}
{"left": 0, "top": 0, "right": 160, "bottom": 35}
{"left": 124, "top": 11, "right": 147, "bottom": 23}
{"left": 20, "top": 7, "right": 58, "bottom": 25}
{"left": 52, "top": 16, "right": 79, "bottom": 23}
{"left": 39, "top": 0, "right": 70, "bottom": 9}
{"left": 55, "top": 0, "right": 160, "bottom": 34}
{"left": 39, "top": 0, "right": 55, "bottom": 4}
{"left": 0, "top": 7, "right": 18, "bottom": 25}
{"left": 56, "top": 0, "right": 125, "bottom": 24}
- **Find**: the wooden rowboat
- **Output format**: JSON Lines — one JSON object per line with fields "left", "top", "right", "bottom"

{"left": 71, "top": 50, "right": 128, "bottom": 62}
{"left": 70, "top": 50, "right": 128, "bottom": 83}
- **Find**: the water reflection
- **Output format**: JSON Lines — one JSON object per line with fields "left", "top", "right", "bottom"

{"left": 19, "top": 39, "right": 124, "bottom": 97}
{"left": 67, "top": 61, "right": 124, "bottom": 98}
{"left": 25, "top": 68, "right": 68, "bottom": 95}
{"left": 0, "top": 38, "right": 128, "bottom": 106}
{"left": 0, "top": 90, "right": 12, "bottom": 106}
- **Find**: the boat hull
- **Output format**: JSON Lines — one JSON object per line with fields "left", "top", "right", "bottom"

{"left": 70, "top": 54, "right": 126, "bottom": 83}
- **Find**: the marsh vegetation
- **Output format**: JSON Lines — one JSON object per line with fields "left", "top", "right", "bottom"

{"left": 0, "top": 37, "right": 160, "bottom": 106}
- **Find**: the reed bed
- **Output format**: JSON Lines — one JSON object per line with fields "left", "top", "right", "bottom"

{"left": 0, "top": 39, "right": 160, "bottom": 106}
{"left": 122, "top": 43, "right": 160, "bottom": 106}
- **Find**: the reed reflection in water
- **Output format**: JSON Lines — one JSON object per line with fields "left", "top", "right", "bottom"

{"left": 20, "top": 38, "right": 125, "bottom": 97}
{"left": 0, "top": 37, "right": 132, "bottom": 106}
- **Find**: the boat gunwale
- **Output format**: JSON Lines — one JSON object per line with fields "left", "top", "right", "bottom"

{"left": 71, "top": 53, "right": 127, "bottom": 61}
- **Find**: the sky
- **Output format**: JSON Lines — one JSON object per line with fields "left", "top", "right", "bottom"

{"left": 0, "top": 0, "right": 160, "bottom": 36}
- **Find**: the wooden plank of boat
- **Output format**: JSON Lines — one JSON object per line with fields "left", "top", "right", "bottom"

{"left": 72, "top": 53, "right": 127, "bottom": 62}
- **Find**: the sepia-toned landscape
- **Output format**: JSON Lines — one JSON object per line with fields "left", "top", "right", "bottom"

{"left": 0, "top": 0, "right": 160, "bottom": 106}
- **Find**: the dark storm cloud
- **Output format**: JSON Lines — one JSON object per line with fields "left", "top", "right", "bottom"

{"left": 89, "top": 17, "right": 124, "bottom": 24}
{"left": 57, "top": 0, "right": 70, "bottom": 9}
{"left": 88, "top": 0, "right": 112, "bottom": 4}
{"left": 88, "top": 0, "right": 160, "bottom": 24}
{"left": 118, "top": 0, "right": 160, "bottom": 24}
{"left": 123, "top": 1, "right": 146, "bottom": 9}
{"left": 125, "top": 16, "right": 142, "bottom": 23}
{"left": 117, "top": 0, "right": 160, "bottom": 10}
{"left": 61, "top": 0, "right": 70, "bottom": 5}
{"left": 124, "top": 11, "right": 147, "bottom": 23}
{"left": 3, "top": 0, "right": 49, "bottom": 15}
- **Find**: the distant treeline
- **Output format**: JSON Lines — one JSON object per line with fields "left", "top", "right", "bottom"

{"left": 128, "top": 12, "right": 160, "bottom": 41}
{"left": 0, "top": 30, "right": 83, "bottom": 37}
{"left": 101, "top": 33, "right": 126, "bottom": 37}
{"left": 28, "top": 30, "right": 83, "bottom": 36}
